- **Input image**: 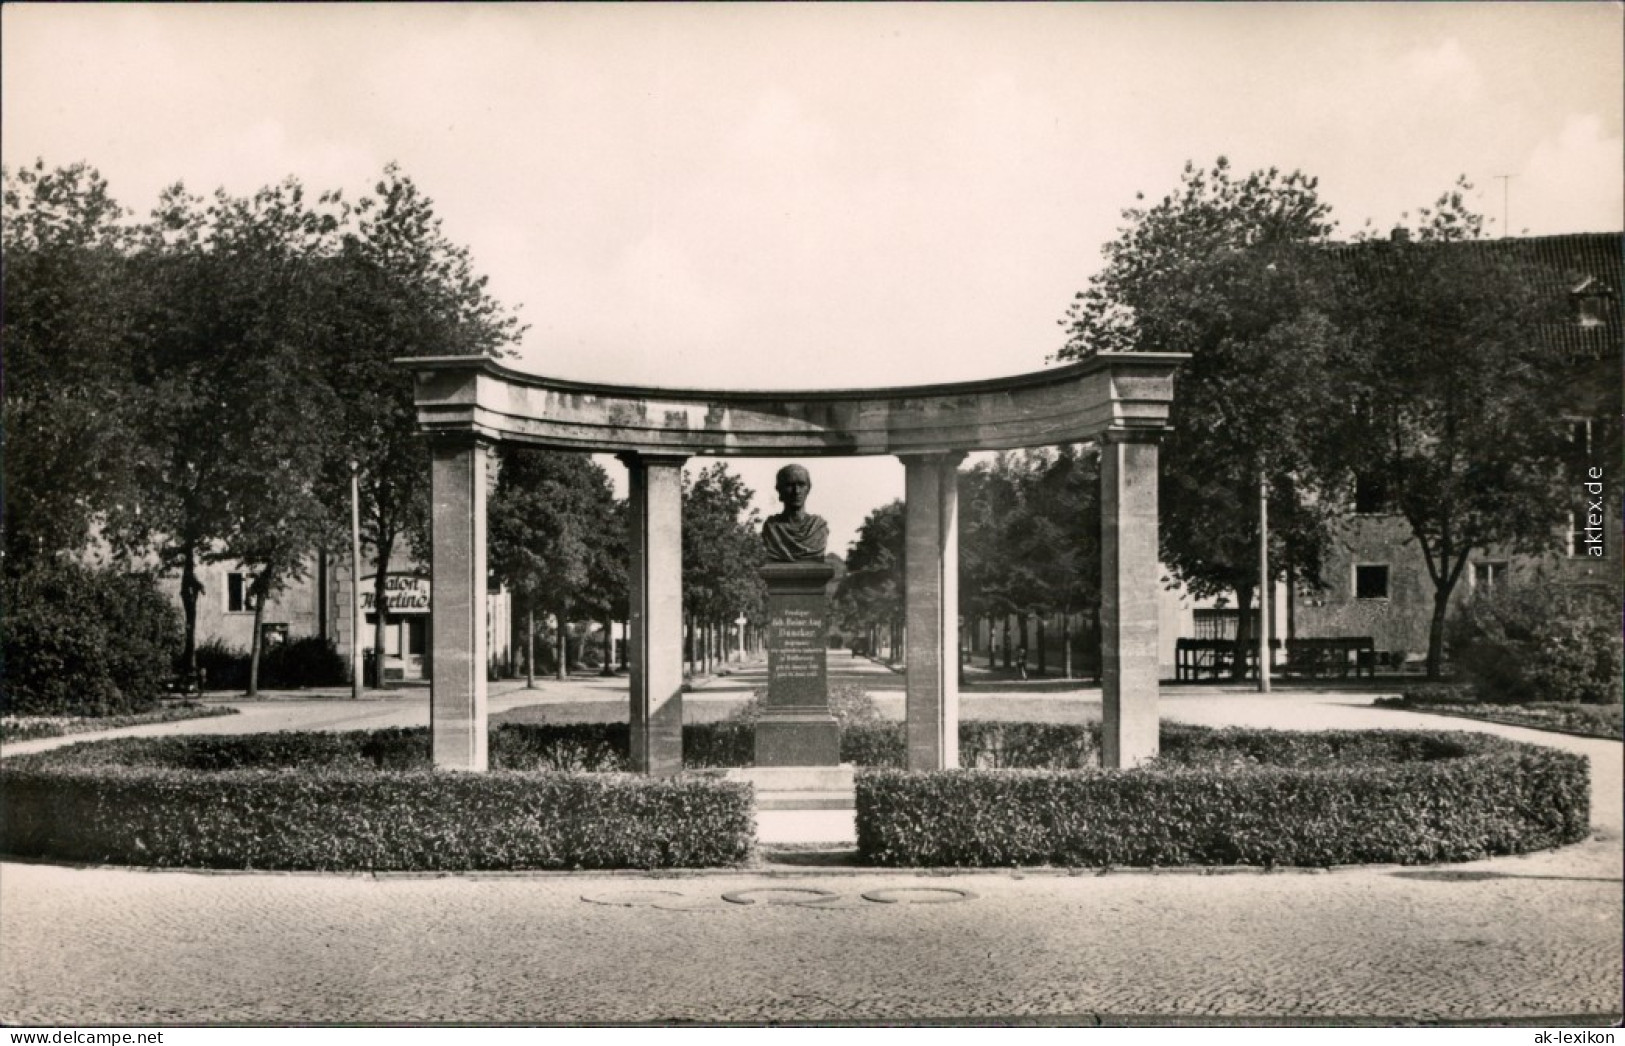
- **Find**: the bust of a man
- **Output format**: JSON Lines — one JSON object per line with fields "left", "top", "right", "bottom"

{"left": 762, "top": 464, "right": 829, "bottom": 563}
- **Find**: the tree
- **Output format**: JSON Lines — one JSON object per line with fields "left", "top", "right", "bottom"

{"left": 1, "top": 161, "right": 141, "bottom": 569}
{"left": 682, "top": 464, "right": 764, "bottom": 674}
{"left": 488, "top": 449, "right": 619, "bottom": 681}
{"left": 1333, "top": 182, "right": 1574, "bottom": 678}
{"left": 1055, "top": 158, "right": 1348, "bottom": 677}
{"left": 960, "top": 448, "right": 1103, "bottom": 677}
{"left": 314, "top": 165, "right": 525, "bottom": 685}
{"left": 836, "top": 500, "right": 906, "bottom": 662}
{"left": 194, "top": 183, "right": 343, "bottom": 696}
{"left": 93, "top": 179, "right": 345, "bottom": 692}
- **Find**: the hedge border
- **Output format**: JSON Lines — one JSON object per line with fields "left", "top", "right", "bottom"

{"left": 1, "top": 744, "right": 753, "bottom": 871}
{"left": 856, "top": 729, "right": 1590, "bottom": 868}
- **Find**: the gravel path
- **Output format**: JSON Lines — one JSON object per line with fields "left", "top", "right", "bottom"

{"left": 3, "top": 653, "right": 1619, "bottom": 1024}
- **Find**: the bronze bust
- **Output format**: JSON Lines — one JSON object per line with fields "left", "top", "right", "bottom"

{"left": 762, "top": 464, "right": 829, "bottom": 562}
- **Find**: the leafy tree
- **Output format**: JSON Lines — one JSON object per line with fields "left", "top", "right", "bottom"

{"left": 96, "top": 180, "right": 344, "bottom": 692}
{"left": 314, "top": 165, "right": 525, "bottom": 685}
{"left": 960, "top": 448, "right": 1103, "bottom": 677}
{"left": 197, "top": 183, "right": 343, "bottom": 695}
{"left": 1333, "top": 183, "right": 1573, "bottom": 678}
{"left": 1055, "top": 158, "right": 1347, "bottom": 677}
{"left": 836, "top": 500, "right": 906, "bottom": 662}
{"left": 1, "top": 161, "right": 141, "bottom": 568}
{"left": 489, "top": 448, "right": 619, "bottom": 681}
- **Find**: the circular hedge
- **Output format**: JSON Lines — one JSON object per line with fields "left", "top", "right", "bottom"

{"left": 0, "top": 723, "right": 1592, "bottom": 872}
{"left": 856, "top": 728, "right": 1591, "bottom": 868}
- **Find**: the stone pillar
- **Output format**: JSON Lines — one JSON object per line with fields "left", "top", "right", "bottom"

{"left": 1101, "top": 430, "right": 1161, "bottom": 768}
{"left": 430, "top": 434, "right": 490, "bottom": 771}
{"left": 619, "top": 452, "right": 687, "bottom": 775}
{"left": 900, "top": 452, "right": 964, "bottom": 771}
{"left": 756, "top": 561, "right": 840, "bottom": 766}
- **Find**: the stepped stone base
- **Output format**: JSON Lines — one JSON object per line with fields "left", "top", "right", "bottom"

{"left": 727, "top": 765, "right": 855, "bottom": 810}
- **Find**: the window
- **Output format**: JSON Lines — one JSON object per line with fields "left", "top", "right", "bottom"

{"left": 225, "top": 572, "right": 258, "bottom": 613}
{"left": 1353, "top": 473, "right": 1390, "bottom": 515}
{"left": 1472, "top": 561, "right": 1507, "bottom": 592}
{"left": 1354, "top": 564, "right": 1389, "bottom": 600}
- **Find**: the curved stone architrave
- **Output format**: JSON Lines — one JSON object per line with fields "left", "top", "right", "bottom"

{"left": 403, "top": 352, "right": 1185, "bottom": 455}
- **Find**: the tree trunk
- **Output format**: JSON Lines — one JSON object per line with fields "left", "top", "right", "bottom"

{"left": 1002, "top": 616, "right": 1012, "bottom": 669}
{"left": 1231, "top": 583, "right": 1254, "bottom": 682}
{"left": 371, "top": 539, "right": 393, "bottom": 690}
{"left": 1062, "top": 612, "right": 1074, "bottom": 679}
{"left": 556, "top": 610, "right": 568, "bottom": 681}
{"left": 178, "top": 548, "right": 203, "bottom": 690}
{"left": 1426, "top": 584, "right": 1454, "bottom": 681}
{"left": 247, "top": 573, "right": 270, "bottom": 699}
{"left": 1037, "top": 616, "right": 1048, "bottom": 677}
{"left": 1286, "top": 561, "right": 1297, "bottom": 642}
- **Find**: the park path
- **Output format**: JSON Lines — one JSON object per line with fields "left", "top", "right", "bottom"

{"left": 6, "top": 652, "right": 1618, "bottom": 837}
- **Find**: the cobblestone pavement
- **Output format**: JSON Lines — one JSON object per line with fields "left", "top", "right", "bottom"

{"left": 2, "top": 856, "right": 1619, "bottom": 1024}
{"left": 3, "top": 653, "right": 1620, "bottom": 1023}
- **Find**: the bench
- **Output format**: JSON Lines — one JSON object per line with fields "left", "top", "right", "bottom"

{"left": 1284, "top": 637, "right": 1376, "bottom": 680}
{"left": 1175, "top": 638, "right": 1282, "bottom": 682}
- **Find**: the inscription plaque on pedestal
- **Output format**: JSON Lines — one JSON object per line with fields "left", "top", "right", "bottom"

{"left": 757, "top": 561, "right": 839, "bottom": 766}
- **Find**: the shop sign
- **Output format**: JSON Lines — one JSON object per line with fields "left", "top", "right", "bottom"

{"left": 360, "top": 574, "right": 431, "bottom": 614}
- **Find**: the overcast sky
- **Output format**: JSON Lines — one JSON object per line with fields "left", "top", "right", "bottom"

{"left": 5, "top": 3, "right": 1620, "bottom": 553}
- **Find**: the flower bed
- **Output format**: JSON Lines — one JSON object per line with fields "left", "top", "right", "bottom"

{"left": 1374, "top": 691, "right": 1624, "bottom": 741}
{"left": 0, "top": 727, "right": 752, "bottom": 871}
{"left": 0, "top": 703, "right": 238, "bottom": 745}
{"left": 856, "top": 727, "right": 1589, "bottom": 868}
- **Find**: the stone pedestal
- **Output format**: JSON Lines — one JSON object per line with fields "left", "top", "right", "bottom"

{"left": 756, "top": 560, "right": 839, "bottom": 767}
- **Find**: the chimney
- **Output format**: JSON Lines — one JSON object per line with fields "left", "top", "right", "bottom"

{"left": 1390, "top": 227, "right": 1411, "bottom": 244}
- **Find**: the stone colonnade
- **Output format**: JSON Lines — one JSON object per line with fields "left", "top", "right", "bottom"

{"left": 409, "top": 353, "right": 1183, "bottom": 774}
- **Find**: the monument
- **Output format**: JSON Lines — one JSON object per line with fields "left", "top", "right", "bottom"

{"left": 755, "top": 464, "right": 840, "bottom": 766}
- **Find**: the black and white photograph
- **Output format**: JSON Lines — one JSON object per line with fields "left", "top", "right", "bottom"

{"left": 1, "top": 2, "right": 1620, "bottom": 1034}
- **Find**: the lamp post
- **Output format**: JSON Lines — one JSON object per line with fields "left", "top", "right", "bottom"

{"left": 350, "top": 460, "right": 363, "bottom": 701}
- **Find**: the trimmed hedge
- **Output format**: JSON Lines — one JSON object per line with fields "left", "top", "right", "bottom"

{"left": 0, "top": 729, "right": 752, "bottom": 871}
{"left": 856, "top": 728, "right": 1590, "bottom": 868}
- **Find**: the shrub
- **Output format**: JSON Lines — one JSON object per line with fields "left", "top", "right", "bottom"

{"left": 728, "top": 682, "right": 880, "bottom": 729}
{"left": 262, "top": 635, "right": 348, "bottom": 688}
{"left": 0, "top": 731, "right": 753, "bottom": 871}
{"left": 0, "top": 561, "right": 180, "bottom": 716}
{"left": 194, "top": 638, "right": 251, "bottom": 692}
{"left": 856, "top": 728, "right": 1590, "bottom": 868}
{"left": 1448, "top": 581, "right": 1623, "bottom": 705}
{"left": 195, "top": 635, "right": 349, "bottom": 691}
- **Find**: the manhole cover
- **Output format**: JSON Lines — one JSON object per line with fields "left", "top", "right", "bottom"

{"left": 721, "top": 887, "right": 840, "bottom": 906}
{"left": 860, "top": 887, "right": 976, "bottom": 905}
